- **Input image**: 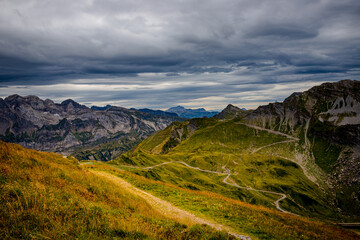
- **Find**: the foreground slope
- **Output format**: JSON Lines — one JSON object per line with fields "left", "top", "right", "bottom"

{"left": 0, "top": 141, "right": 232, "bottom": 240}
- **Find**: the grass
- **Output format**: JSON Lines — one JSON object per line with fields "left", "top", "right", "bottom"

{"left": 112, "top": 118, "right": 338, "bottom": 219}
{"left": 1, "top": 138, "right": 359, "bottom": 239}
{"left": 88, "top": 163, "right": 360, "bottom": 240}
{"left": 0, "top": 141, "right": 234, "bottom": 239}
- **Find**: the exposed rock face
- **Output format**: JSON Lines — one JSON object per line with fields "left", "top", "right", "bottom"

{"left": 246, "top": 80, "right": 360, "bottom": 133}
{"left": 0, "top": 95, "right": 183, "bottom": 160}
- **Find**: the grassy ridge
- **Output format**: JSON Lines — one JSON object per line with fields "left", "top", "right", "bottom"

{"left": 0, "top": 141, "right": 233, "bottom": 239}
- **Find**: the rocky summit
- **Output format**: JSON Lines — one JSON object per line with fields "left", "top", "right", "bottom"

{"left": 0, "top": 95, "right": 183, "bottom": 160}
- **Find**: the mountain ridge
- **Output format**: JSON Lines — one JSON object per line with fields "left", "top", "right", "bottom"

{"left": 0, "top": 95, "right": 184, "bottom": 161}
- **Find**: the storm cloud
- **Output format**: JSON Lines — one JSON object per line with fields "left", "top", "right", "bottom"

{"left": 0, "top": 0, "right": 359, "bottom": 109}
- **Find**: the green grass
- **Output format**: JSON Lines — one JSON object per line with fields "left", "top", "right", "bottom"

{"left": 112, "top": 118, "right": 337, "bottom": 219}
{"left": 90, "top": 163, "right": 360, "bottom": 240}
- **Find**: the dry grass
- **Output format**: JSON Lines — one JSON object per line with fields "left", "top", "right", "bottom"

{"left": 0, "top": 141, "right": 233, "bottom": 239}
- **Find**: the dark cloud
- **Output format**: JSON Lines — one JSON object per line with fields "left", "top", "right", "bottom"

{"left": 247, "top": 24, "right": 318, "bottom": 40}
{"left": 0, "top": 0, "right": 359, "bottom": 109}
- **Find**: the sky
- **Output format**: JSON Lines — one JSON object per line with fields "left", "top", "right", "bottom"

{"left": 0, "top": 0, "right": 359, "bottom": 110}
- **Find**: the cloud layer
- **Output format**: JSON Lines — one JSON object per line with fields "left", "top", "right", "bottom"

{"left": 0, "top": 0, "right": 359, "bottom": 109}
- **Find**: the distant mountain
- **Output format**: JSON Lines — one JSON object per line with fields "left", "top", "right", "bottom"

{"left": 136, "top": 108, "right": 179, "bottom": 117}
{"left": 92, "top": 105, "right": 179, "bottom": 117}
{"left": 0, "top": 95, "right": 183, "bottom": 161}
{"left": 166, "top": 106, "right": 219, "bottom": 118}
{"left": 91, "top": 104, "right": 113, "bottom": 110}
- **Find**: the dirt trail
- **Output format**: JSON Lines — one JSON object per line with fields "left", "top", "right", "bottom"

{"left": 236, "top": 122, "right": 317, "bottom": 184}
{"left": 92, "top": 171, "right": 251, "bottom": 240}
{"left": 251, "top": 139, "right": 298, "bottom": 154}
{"left": 236, "top": 123, "right": 300, "bottom": 156}
{"left": 236, "top": 123, "right": 299, "bottom": 140}
{"left": 221, "top": 167, "right": 295, "bottom": 215}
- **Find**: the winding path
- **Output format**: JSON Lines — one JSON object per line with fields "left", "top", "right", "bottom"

{"left": 102, "top": 122, "right": 302, "bottom": 238}
{"left": 222, "top": 167, "right": 295, "bottom": 215}
{"left": 114, "top": 122, "right": 300, "bottom": 216}
{"left": 133, "top": 161, "right": 296, "bottom": 215}
{"left": 235, "top": 123, "right": 300, "bottom": 154}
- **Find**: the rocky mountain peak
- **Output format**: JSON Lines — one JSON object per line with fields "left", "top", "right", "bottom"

{"left": 5, "top": 94, "right": 22, "bottom": 101}
{"left": 4, "top": 94, "right": 50, "bottom": 111}
{"left": 60, "top": 99, "right": 88, "bottom": 113}
{"left": 214, "top": 104, "right": 247, "bottom": 119}
{"left": 61, "top": 99, "right": 88, "bottom": 109}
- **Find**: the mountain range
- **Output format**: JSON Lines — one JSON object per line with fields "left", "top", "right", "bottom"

{"left": 166, "top": 106, "right": 220, "bottom": 118}
{"left": 0, "top": 95, "right": 184, "bottom": 161}
{"left": 92, "top": 105, "right": 221, "bottom": 118}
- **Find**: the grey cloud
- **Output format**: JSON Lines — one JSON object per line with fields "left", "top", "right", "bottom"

{"left": 247, "top": 24, "right": 318, "bottom": 40}
{"left": 0, "top": 0, "right": 359, "bottom": 109}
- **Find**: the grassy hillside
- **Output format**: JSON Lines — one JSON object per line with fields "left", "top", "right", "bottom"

{"left": 1, "top": 140, "right": 359, "bottom": 239}
{"left": 0, "top": 141, "right": 233, "bottom": 240}
{"left": 112, "top": 118, "right": 338, "bottom": 219}
{"left": 86, "top": 162, "right": 360, "bottom": 240}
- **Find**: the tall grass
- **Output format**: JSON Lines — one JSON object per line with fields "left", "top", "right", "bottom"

{"left": 94, "top": 163, "right": 360, "bottom": 240}
{"left": 0, "top": 141, "right": 233, "bottom": 239}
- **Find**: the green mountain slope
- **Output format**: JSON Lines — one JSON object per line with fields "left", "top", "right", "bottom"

{"left": 112, "top": 118, "right": 337, "bottom": 220}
